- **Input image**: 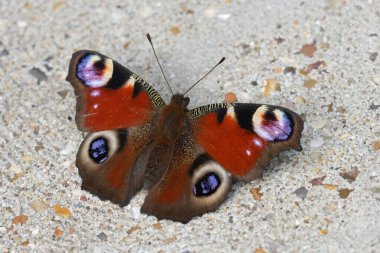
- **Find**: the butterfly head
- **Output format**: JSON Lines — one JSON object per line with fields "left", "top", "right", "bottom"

{"left": 171, "top": 94, "right": 190, "bottom": 109}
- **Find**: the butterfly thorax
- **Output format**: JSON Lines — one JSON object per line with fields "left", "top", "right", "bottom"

{"left": 143, "top": 94, "right": 190, "bottom": 187}
{"left": 154, "top": 94, "right": 189, "bottom": 143}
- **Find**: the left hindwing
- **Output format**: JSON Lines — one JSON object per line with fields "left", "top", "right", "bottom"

{"left": 190, "top": 103, "right": 304, "bottom": 181}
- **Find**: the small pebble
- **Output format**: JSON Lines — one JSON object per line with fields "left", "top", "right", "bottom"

{"left": 0, "top": 19, "right": 5, "bottom": 30}
{"left": 0, "top": 48, "right": 9, "bottom": 56}
{"left": 97, "top": 232, "right": 108, "bottom": 241}
{"left": 170, "top": 26, "right": 180, "bottom": 35}
{"left": 310, "top": 136, "right": 324, "bottom": 148}
{"left": 372, "top": 140, "right": 380, "bottom": 151}
{"left": 293, "top": 187, "right": 308, "bottom": 199}
{"left": 339, "top": 188, "right": 353, "bottom": 199}
{"left": 29, "top": 199, "right": 49, "bottom": 213}
{"left": 13, "top": 215, "right": 28, "bottom": 225}
{"left": 250, "top": 187, "right": 263, "bottom": 201}
{"left": 139, "top": 7, "right": 153, "bottom": 19}
{"left": 373, "top": 76, "right": 380, "bottom": 85}
{"left": 131, "top": 206, "right": 140, "bottom": 219}
{"left": 294, "top": 96, "right": 306, "bottom": 104}
{"left": 310, "top": 119, "right": 327, "bottom": 129}
{"left": 224, "top": 92, "right": 237, "bottom": 103}
{"left": 336, "top": 106, "right": 346, "bottom": 113}
{"left": 340, "top": 167, "right": 359, "bottom": 183}
{"left": 262, "top": 79, "right": 281, "bottom": 97}
{"left": 29, "top": 67, "right": 48, "bottom": 84}
{"left": 127, "top": 225, "right": 141, "bottom": 234}
{"left": 54, "top": 229, "right": 63, "bottom": 238}
{"left": 74, "top": 202, "right": 84, "bottom": 208}
{"left": 323, "top": 184, "right": 338, "bottom": 190}
{"left": 305, "top": 61, "right": 325, "bottom": 73}
{"left": 32, "top": 228, "right": 39, "bottom": 235}
{"left": 153, "top": 223, "right": 162, "bottom": 229}
{"left": 72, "top": 189, "right": 82, "bottom": 197}
{"left": 310, "top": 151, "right": 324, "bottom": 163}
{"left": 218, "top": 13, "right": 231, "bottom": 20}
{"left": 304, "top": 79, "right": 317, "bottom": 89}
{"left": 324, "top": 202, "right": 338, "bottom": 213}
{"left": 283, "top": 66, "right": 296, "bottom": 75}
{"left": 53, "top": 204, "right": 72, "bottom": 218}
{"left": 57, "top": 90, "right": 69, "bottom": 99}
{"left": 250, "top": 80, "right": 258, "bottom": 86}
{"left": 17, "top": 21, "right": 27, "bottom": 28}
{"left": 369, "top": 52, "right": 378, "bottom": 62}
{"left": 301, "top": 44, "right": 316, "bottom": 58}
{"left": 310, "top": 175, "right": 326, "bottom": 186}
{"left": 369, "top": 103, "right": 380, "bottom": 110}
{"left": 204, "top": 8, "right": 216, "bottom": 18}
{"left": 60, "top": 142, "right": 76, "bottom": 155}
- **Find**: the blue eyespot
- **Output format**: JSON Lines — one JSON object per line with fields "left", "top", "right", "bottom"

{"left": 89, "top": 137, "right": 108, "bottom": 164}
{"left": 193, "top": 172, "right": 221, "bottom": 197}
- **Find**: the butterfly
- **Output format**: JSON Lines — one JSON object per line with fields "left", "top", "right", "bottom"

{"left": 66, "top": 35, "right": 304, "bottom": 223}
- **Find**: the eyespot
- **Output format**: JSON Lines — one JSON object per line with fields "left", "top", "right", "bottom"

{"left": 193, "top": 172, "right": 221, "bottom": 197}
{"left": 78, "top": 130, "right": 123, "bottom": 170}
{"left": 77, "top": 54, "right": 113, "bottom": 88}
{"left": 88, "top": 137, "right": 108, "bottom": 164}
{"left": 190, "top": 156, "right": 232, "bottom": 208}
{"left": 252, "top": 105, "right": 293, "bottom": 141}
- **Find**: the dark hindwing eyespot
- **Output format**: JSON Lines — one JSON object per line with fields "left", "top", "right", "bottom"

{"left": 89, "top": 137, "right": 108, "bottom": 164}
{"left": 190, "top": 156, "right": 232, "bottom": 200}
{"left": 79, "top": 130, "right": 125, "bottom": 169}
{"left": 193, "top": 172, "right": 221, "bottom": 197}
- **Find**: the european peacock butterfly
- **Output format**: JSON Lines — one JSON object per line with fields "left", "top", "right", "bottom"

{"left": 66, "top": 34, "right": 304, "bottom": 223}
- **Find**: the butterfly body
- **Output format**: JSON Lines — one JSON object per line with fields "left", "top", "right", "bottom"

{"left": 143, "top": 94, "right": 188, "bottom": 188}
{"left": 67, "top": 50, "right": 304, "bottom": 223}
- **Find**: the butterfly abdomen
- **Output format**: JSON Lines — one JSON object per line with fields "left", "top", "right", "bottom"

{"left": 144, "top": 95, "right": 189, "bottom": 187}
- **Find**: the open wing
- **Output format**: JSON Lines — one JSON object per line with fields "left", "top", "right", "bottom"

{"left": 66, "top": 50, "right": 166, "bottom": 132}
{"left": 66, "top": 50, "right": 164, "bottom": 205}
{"left": 191, "top": 103, "right": 304, "bottom": 181}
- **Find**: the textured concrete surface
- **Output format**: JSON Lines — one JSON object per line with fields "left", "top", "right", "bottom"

{"left": 0, "top": 0, "right": 379, "bottom": 252}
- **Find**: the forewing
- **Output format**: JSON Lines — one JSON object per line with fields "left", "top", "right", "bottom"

{"left": 189, "top": 103, "right": 304, "bottom": 181}
{"left": 66, "top": 50, "right": 166, "bottom": 132}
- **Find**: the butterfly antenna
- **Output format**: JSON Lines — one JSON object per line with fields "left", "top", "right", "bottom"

{"left": 146, "top": 33, "right": 174, "bottom": 95}
{"left": 183, "top": 57, "right": 226, "bottom": 96}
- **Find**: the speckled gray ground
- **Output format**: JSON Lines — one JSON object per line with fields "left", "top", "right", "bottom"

{"left": 1, "top": 0, "right": 379, "bottom": 252}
